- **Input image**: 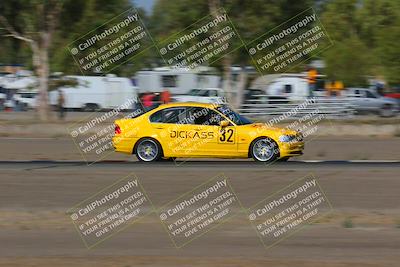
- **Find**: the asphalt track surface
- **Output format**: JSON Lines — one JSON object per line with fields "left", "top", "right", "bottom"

{"left": 1, "top": 159, "right": 400, "bottom": 169}
{"left": 1, "top": 137, "right": 400, "bottom": 267}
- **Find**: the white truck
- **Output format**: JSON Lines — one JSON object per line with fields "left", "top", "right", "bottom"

{"left": 49, "top": 75, "right": 138, "bottom": 111}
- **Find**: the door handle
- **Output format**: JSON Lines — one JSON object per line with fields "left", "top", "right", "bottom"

{"left": 155, "top": 126, "right": 165, "bottom": 129}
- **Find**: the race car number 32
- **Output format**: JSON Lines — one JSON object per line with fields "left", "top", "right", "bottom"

{"left": 219, "top": 128, "right": 235, "bottom": 144}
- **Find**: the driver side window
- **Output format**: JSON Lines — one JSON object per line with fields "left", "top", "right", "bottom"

{"left": 150, "top": 107, "right": 186, "bottom": 124}
{"left": 186, "top": 107, "right": 225, "bottom": 126}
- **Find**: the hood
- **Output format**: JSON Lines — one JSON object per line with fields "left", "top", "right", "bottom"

{"left": 247, "top": 123, "right": 299, "bottom": 135}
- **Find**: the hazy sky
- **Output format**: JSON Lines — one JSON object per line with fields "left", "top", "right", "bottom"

{"left": 132, "top": 0, "right": 155, "bottom": 13}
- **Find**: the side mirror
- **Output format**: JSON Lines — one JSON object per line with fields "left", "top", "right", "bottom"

{"left": 220, "top": 120, "right": 229, "bottom": 127}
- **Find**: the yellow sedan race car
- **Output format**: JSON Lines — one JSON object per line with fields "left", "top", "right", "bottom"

{"left": 112, "top": 102, "right": 304, "bottom": 162}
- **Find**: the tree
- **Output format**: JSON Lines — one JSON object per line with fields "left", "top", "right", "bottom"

{"left": 150, "top": 0, "right": 311, "bottom": 107}
{"left": 320, "top": 0, "right": 400, "bottom": 87}
{"left": 0, "top": 0, "right": 63, "bottom": 120}
{"left": 0, "top": 0, "right": 132, "bottom": 120}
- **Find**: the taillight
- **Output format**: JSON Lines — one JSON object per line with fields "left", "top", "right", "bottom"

{"left": 115, "top": 125, "right": 121, "bottom": 134}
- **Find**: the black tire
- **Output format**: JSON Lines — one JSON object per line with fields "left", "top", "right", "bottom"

{"left": 249, "top": 137, "right": 279, "bottom": 162}
{"left": 160, "top": 157, "right": 176, "bottom": 162}
{"left": 135, "top": 138, "right": 163, "bottom": 162}
{"left": 82, "top": 103, "right": 99, "bottom": 112}
{"left": 277, "top": 157, "right": 290, "bottom": 162}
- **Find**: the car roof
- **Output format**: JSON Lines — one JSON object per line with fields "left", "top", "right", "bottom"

{"left": 156, "top": 102, "right": 221, "bottom": 109}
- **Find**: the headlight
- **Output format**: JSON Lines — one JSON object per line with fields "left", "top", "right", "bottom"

{"left": 279, "top": 135, "right": 297, "bottom": 142}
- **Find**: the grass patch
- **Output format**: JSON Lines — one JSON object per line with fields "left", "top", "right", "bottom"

{"left": 342, "top": 217, "right": 354, "bottom": 228}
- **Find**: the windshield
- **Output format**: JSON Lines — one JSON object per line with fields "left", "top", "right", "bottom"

{"left": 216, "top": 105, "right": 253, "bottom": 125}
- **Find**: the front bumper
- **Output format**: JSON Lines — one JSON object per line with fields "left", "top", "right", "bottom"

{"left": 279, "top": 141, "right": 305, "bottom": 157}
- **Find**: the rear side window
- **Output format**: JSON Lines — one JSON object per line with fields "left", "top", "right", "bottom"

{"left": 150, "top": 110, "right": 163, "bottom": 122}
{"left": 164, "top": 108, "right": 186, "bottom": 123}
{"left": 150, "top": 108, "right": 186, "bottom": 124}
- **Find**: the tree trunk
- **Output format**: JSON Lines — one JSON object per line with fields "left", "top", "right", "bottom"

{"left": 222, "top": 56, "right": 233, "bottom": 105}
{"left": 236, "top": 67, "right": 248, "bottom": 109}
{"left": 37, "top": 47, "right": 49, "bottom": 121}
{"left": 208, "top": 0, "right": 234, "bottom": 105}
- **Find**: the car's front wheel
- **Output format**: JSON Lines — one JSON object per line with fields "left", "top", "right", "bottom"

{"left": 135, "top": 138, "right": 162, "bottom": 162}
{"left": 250, "top": 137, "right": 279, "bottom": 162}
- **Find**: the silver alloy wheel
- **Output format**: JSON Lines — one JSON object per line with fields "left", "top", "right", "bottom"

{"left": 137, "top": 140, "right": 159, "bottom": 162}
{"left": 252, "top": 138, "right": 275, "bottom": 162}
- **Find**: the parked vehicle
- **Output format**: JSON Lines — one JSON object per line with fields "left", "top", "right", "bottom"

{"left": 0, "top": 93, "right": 5, "bottom": 110}
{"left": 385, "top": 92, "right": 400, "bottom": 108}
{"left": 0, "top": 71, "right": 38, "bottom": 110}
{"left": 135, "top": 67, "right": 220, "bottom": 95}
{"left": 251, "top": 73, "right": 326, "bottom": 101}
{"left": 13, "top": 91, "right": 38, "bottom": 110}
{"left": 240, "top": 89, "right": 269, "bottom": 108}
{"left": 49, "top": 75, "right": 138, "bottom": 111}
{"left": 346, "top": 88, "right": 398, "bottom": 117}
{"left": 171, "top": 88, "right": 226, "bottom": 104}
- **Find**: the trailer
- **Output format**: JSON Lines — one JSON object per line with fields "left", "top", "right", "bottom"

{"left": 134, "top": 67, "right": 220, "bottom": 95}
{"left": 251, "top": 73, "right": 327, "bottom": 101}
{"left": 49, "top": 75, "right": 138, "bottom": 111}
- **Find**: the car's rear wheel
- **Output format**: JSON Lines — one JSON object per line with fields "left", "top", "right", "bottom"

{"left": 135, "top": 138, "right": 162, "bottom": 162}
{"left": 250, "top": 137, "right": 279, "bottom": 162}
